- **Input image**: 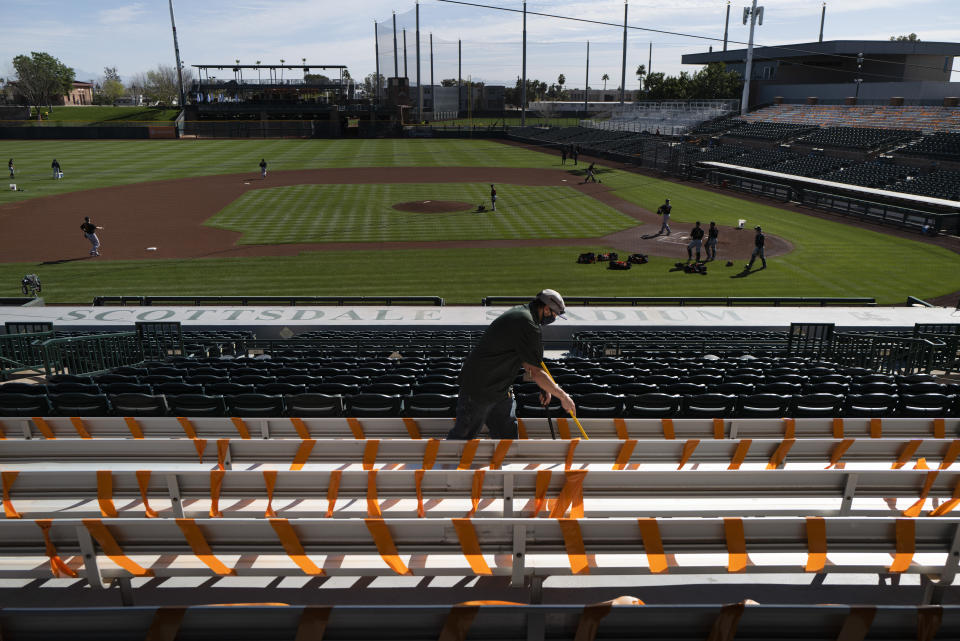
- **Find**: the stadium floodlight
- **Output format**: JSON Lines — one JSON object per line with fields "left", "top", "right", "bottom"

{"left": 741, "top": 1, "right": 764, "bottom": 115}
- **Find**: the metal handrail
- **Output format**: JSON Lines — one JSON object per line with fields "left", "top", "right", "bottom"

{"left": 483, "top": 296, "right": 876, "bottom": 307}
{"left": 39, "top": 332, "right": 143, "bottom": 376}
{"left": 0, "top": 331, "right": 53, "bottom": 380}
{"left": 832, "top": 332, "right": 945, "bottom": 375}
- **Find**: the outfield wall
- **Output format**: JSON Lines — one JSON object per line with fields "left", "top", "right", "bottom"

{"left": 2, "top": 305, "right": 956, "bottom": 340}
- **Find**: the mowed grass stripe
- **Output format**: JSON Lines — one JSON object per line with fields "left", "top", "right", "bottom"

{"left": 205, "top": 183, "right": 635, "bottom": 244}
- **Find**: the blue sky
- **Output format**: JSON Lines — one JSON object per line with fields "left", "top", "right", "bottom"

{"left": 1, "top": 0, "right": 956, "bottom": 88}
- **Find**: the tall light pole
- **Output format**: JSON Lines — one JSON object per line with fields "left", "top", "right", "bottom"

{"left": 819, "top": 2, "right": 827, "bottom": 42}
{"left": 723, "top": 1, "right": 731, "bottom": 51}
{"left": 167, "top": 0, "right": 186, "bottom": 108}
{"left": 584, "top": 41, "right": 589, "bottom": 115}
{"left": 521, "top": 1, "right": 527, "bottom": 126}
{"left": 619, "top": 1, "right": 628, "bottom": 104}
{"left": 854, "top": 52, "right": 864, "bottom": 100}
{"left": 280, "top": 59, "right": 285, "bottom": 83}
{"left": 740, "top": 0, "right": 764, "bottom": 115}
{"left": 256, "top": 61, "right": 261, "bottom": 84}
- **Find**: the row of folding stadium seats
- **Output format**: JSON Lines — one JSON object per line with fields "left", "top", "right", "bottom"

{"left": 766, "top": 154, "right": 850, "bottom": 177}
{"left": 899, "top": 131, "right": 960, "bottom": 161}
{"left": 740, "top": 105, "right": 960, "bottom": 133}
{"left": 723, "top": 121, "right": 816, "bottom": 141}
{"left": 3, "top": 389, "right": 954, "bottom": 419}
{"left": 819, "top": 160, "right": 913, "bottom": 188}
{"left": 888, "top": 169, "right": 960, "bottom": 201}
{"left": 724, "top": 148, "right": 799, "bottom": 169}
{"left": 793, "top": 126, "right": 920, "bottom": 150}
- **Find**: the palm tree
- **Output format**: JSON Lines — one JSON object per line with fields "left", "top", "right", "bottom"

{"left": 256, "top": 61, "right": 261, "bottom": 84}
{"left": 280, "top": 59, "right": 285, "bottom": 83}
{"left": 601, "top": 73, "right": 609, "bottom": 91}
{"left": 635, "top": 64, "right": 646, "bottom": 91}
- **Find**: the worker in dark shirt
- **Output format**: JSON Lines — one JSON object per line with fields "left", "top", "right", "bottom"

{"left": 705, "top": 222, "right": 719, "bottom": 261}
{"left": 687, "top": 221, "right": 704, "bottom": 263}
{"left": 447, "top": 289, "right": 576, "bottom": 439}
{"left": 747, "top": 225, "right": 767, "bottom": 269}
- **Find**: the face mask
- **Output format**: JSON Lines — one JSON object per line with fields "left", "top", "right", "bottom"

{"left": 540, "top": 312, "right": 557, "bottom": 326}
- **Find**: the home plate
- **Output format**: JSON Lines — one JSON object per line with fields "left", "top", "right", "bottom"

{"left": 424, "top": 200, "right": 432, "bottom": 203}
{"left": 146, "top": 247, "right": 158, "bottom": 251}
{"left": 243, "top": 182, "right": 251, "bottom": 185}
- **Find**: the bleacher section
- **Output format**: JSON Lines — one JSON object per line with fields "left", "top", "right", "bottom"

{"left": 739, "top": 104, "right": 960, "bottom": 133}
{"left": 767, "top": 154, "right": 850, "bottom": 177}
{"left": 722, "top": 121, "right": 817, "bottom": 142}
{"left": 794, "top": 126, "right": 921, "bottom": 151}
{"left": 900, "top": 131, "right": 960, "bottom": 162}
{"left": 721, "top": 147, "right": 799, "bottom": 169}
{"left": 819, "top": 161, "right": 913, "bottom": 189}
{"left": 891, "top": 169, "right": 960, "bottom": 202}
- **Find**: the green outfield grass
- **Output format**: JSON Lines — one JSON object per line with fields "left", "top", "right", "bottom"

{"left": 0, "top": 138, "right": 957, "bottom": 304}
{"left": 207, "top": 183, "right": 634, "bottom": 244}
{"left": 28, "top": 106, "right": 180, "bottom": 122}
{"left": 0, "top": 139, "right": 561, "bottom": 203}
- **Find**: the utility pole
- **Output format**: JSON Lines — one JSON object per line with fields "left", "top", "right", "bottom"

{"left": 619, "top": 1, "right": 628, "bottom": 104}
{"left": 521, "top": 1, "right": 527, "bottom": 126}
{"left": 819, "top": 2, "right": 826, "bottom": 42}
{"left": 416, "top": 1, "right": 421, "bottom": 122}
{"left": 854, "top": 52, "right": 864, "bottom": 100}
{"left": 458, "top": 39, "right": 462, "bottom": 116}
{"left": 403, "top": 29, "right": 408, "bottom": 79}
{"left": 648, "top": 42, "right": 652, "bottom": 86}
{"left": 168, "top": 0, "right": 186, "bottom": 109}
{"left": 723, "top": 1, "right": 731, "bottom": 51}
{"left": 374, "top": 21, "right": 381, "bottom": 105}
{"left": 740, "top": 0, "right": 764, "bottom": 115}
{"left": 430, "top": 33, "right": 434, "bottom": 90}
{"left": 392, "top": 13, "right": 399, "bottom": 78}
{"left": 584, "top": 41, "right": 589, "bottom": 116}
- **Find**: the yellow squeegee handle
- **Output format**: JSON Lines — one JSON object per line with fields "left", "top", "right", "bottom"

{"left": 540, "top": 360, "right": 589, "bottom": 440}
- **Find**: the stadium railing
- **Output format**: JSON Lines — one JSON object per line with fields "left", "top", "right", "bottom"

{"left": 482, "top": 296, "right": 877, "bottom": 307}
{"left": 92, "top": 295, "right": 445, "bottom": 306}
{"left": 39, "top": 332, "right": 144, "bottom": 377}
{"left": 0, "top": 331, "right": 53, "bottom": 380}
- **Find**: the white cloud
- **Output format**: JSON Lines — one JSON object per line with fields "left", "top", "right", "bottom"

{"left": 99, "top": 3, "right": 147, "bottom": 25}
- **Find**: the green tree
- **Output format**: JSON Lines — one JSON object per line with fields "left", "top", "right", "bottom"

{"left": 363, "top": 72, "right": 386, "bottom": 96}
{"left": 143, "top": 64, "right": 192, "bottom": 105}
{"left": 601, "top": 73, "right": 610, "bottom": 90}
{"left": 440, "top": 78, "right": 458, "bottom": 87}
{"left": 94, "top": 66, "right": 125, "bottom": 105}
{"left": 890, "top": 33, "right": 920, "bottom": 41}
{"left": 12, "top": 51, "right": 75, "bottom": 113}
{"left": 635, "top": 64, "right": 646, "bottom": 91}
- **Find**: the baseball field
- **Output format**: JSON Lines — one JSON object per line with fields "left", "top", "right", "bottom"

{"left": 1, "top": 137, "right": 957, "bottom": 305}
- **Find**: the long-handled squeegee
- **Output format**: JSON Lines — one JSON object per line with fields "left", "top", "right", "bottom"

{"left": 540, "top": 361, "right": 589, "bottom": 440}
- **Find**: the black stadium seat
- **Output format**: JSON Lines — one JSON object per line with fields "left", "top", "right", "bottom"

{"left": 226, "top": 393, "right": 285, "bottom": 417}
{"left": 736, "top": 393, "right": 791, "bottom": 418}
{"left": 48, "top": 392, "right": 110, "bottom": 416}
{"left": 166, "top": 394, "right": 228, "bottom": 417}
{"left": 624, "top": 393, "right": 680, "bottom": 418}
{"left": 405, "top": 393, "right": 458, "bottom": 418}
{"left": 109, "top": 393, "right": 168, "bottom": 417}
{"left": 284, "top": 393, "right": 343, "bottom": 417}
{"left": 0, "top": 393, "right": 52, "bottom": 416}
{"left": 344, "top": 393, "right": 403, "bottom": 418}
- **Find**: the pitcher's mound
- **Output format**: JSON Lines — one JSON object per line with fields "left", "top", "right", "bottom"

{"left": 392, "top": 200, "right": 474, "bottom": 213}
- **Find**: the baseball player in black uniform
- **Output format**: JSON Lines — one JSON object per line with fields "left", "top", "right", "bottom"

{"left": 80, "top": 216, "right": 103, "bottom": 256}
{"left": 259, "top": 158, "right": 267, "bottom": 179}
{"left": 687, "top": 221, "right": 704, "bottom": 263}
{"left": 656, "top": 199, "right": 672, "bottom": 235}
{"left": 490, "top": 184, "right": 497, "bottom": 211}
{"left": 7, "top": 158, "right": 13, "bottom": 179}
{"left": 747, "top": 225, "right": 767, "bottom": 270}
{"left": 705, "top": 222, "right": 719, "bottom": 261}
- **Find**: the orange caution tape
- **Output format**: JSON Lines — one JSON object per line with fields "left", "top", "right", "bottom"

{"left": 573, "top": 602, "right": 614, "bottom": 641}
{"left": 892, "top": 440, "right": 923, "bottom": 470}
{"left": 489, "top": 439, "right": 512, "bottom": 470}
{"left": 766, "top": 439, "right": 795, "bottom": 470}
{"left": 516, "top": 418, "right": 528, "bottom": 440}
{"left": 423, "top": 438, "right": 440, "bottom": 470}
{"left": 826, "top": 439, "right": 855, "bottom": 469}
{"left": 366, "top": 470, "right": 381, "bottom": 518}
{"left": 916, "top": 459, "right": 930, "bottom": 470}
{"left": 230, "top": 417, "right": 251, "bottom": 440}
{"left": 175, "top": 518, "right": 236, "bottom": 576}
{"left": 550, "top": 470, "right": 587, "bottom": 519}
{"left": 123, "top": 417, "right": 144, "bottom": 439}
{"left": 177, "top": 417, "right": 198, "bottom": 439}
{"left": 565, "top": 439, "right": 579, "bottom": 471}
{"left": 96, "top": 470, "right": 118, "bottom": 518}
{"left": 325, "top": 470, "right": 341, "bottom": 518}
{"left": 661, "top": 418, "right": 675, "bottom": 440}
{"left": 532, "top": 470, "right": 552, "bottom": 517}
{"left": 903, "top": 471, "right": 939, "bottom": 517}
{"left": 557, "top": 418, "right": 572, "bottom": 440}
{"left": 613, "top": 418, "right": 629, "bottom": 440}
{"left": 362, "top": 439, "right": 379, "bottom": 471}
{"left": 832, "top": 417, "right": 844, "bottom": 439}
{"left": 637, "top": 518, "right": 668, "bottom": 574}
{"left": 269, "top": 518, "right": 325, "bottom": 576}
{"left": 452, "top": 518, "right": 492, "bottom": 575}
{"left": 296, "top": 606, "right": 331, "bottom": 641}
{"left": 364, "top": 518, "right": 411, "bottom": 575}
{"left": 805, "top": 516, "right": 827, "bottom": 572}
{"left": 209, "top": 470, "right": 225, "bottom": 518}
{"left": 192, "top": 439, "right": 207, "bottom": 464}
{"left": 69, "top": 417, "right": 92, "bottom": 439}
{"left": 727, "top": 439, "right": 751, "bottom": 470}
{"left": 32, "top": 417, "right": 55, "bottom": 439}
{"left": 83, "top": 519, "right": 153, "bottom": 577}
{"left": 889, "top": 518, "right": 915, "bottom": 573}
{"left": 438, "top": 604, "right": 481, "bottom": 641}
{"left": 613, "top": 440, "right": 637, "bottom": 471}
{"left": 136, "top": 470, "right": 158, "bottom": 518}
{"left": 263, "top": 471, "right": 277, "bottom": 518}
{"left": 713, "top": 418, "right": 725, "bottom": 439}
{"left": 290, "top": 417, "right": 311, "bottom": 439}
{"left": 402, "top": 417, "right": 422, "bottom": 439}
{"left": 558, "top": 518, "right": 590, "bottom": 575}
{"left": 457, "top": 439, "right": 479, "bottom": 470}
{"left": 870, "top": 418, "right": 882, "bottom": 439}
{"left": 290, "top": 439, "right": 316, "bottom": 471}
{"left": 929, "top": 478, "right": 960, "bottom": 516}
{"left": 724, "top": 517, "right": 747, "bottom": 573}
{"left": 36, "top": 519, "right": 77, "bottom": 578}
{"left": 216, "top": 439, "right": 230, "bottom": 471}
{"left": 678, "top": 439, "right": 700, "bottom": 470}
{"left": 467, "top": 470, "right": 485, "bottom": 517}
{"left": 347, "top": 417, "right": 364, "bottom": 439}
{"left": 2, "top": 471, "right": 21, "bottom": 519}
{"left": 933, "top": 419, "right": 946, "bottom": 440}
{"left": 415, "top": 469, "right": 426, "bottom": 518}
{"left": 783, "top": 418, "right": 796, "bottom": 439}
{"left": 939, "top": 440, "right": 960, "bottom": 470}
